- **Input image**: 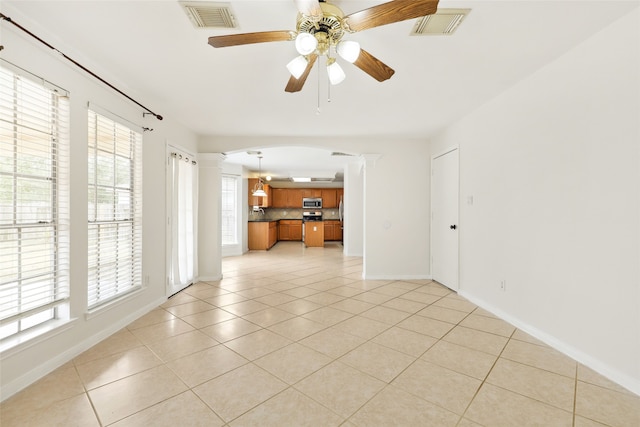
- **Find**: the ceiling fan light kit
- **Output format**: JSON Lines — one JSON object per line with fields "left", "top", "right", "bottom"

{"left": 287, "top": 55, "right": 309, "bottom": 79}
{"left": 207, "top": 0, "right": 440, "bottom": 93}
{"left": 295, "top": 32, "right": 318, "bottom": 55}
{"left": 336, "top": 40, "right": 361, "bottom": 63}
{"left": 326, "top": 58, "right": 345, "bottom": 85}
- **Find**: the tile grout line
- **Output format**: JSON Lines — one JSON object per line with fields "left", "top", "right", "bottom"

{"left": 456, "top": 326, "right": 517, "bottom": 425}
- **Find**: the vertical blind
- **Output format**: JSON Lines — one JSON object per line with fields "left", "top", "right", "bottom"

{"left": 0, "top": 65, "right": 70, "bottom": 340}
{"left": 87, "top": 110, "right": 142, "bottom": 308}
{"left": 221, "top": 175, "right": 237, "bottom": 245}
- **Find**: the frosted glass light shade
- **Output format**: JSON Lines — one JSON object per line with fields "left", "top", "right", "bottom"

{"left": 337, "top": 40, "right": 361, "bottom": 63}
{"left": 327, "top": 61, "right": 346, "bottom": 85}
{"left": 295, "top": 32, "right": 318, "bottom": 55}
{"left": 287, "top": 56, "right": 308, "bottom": 79}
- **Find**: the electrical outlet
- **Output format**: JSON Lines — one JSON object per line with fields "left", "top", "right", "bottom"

{"left": 500, "top": 280, "right": 506, "bottom": 291}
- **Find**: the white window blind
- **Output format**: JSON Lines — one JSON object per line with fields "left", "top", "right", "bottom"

{"left": 221, "top": 175, "right": 237, "bottom": 245}
{"left": 0, "top": 65, "right": 70, "bottom": 342}
{"left": 87, "top": 110, "right": 142, "bottom": 308}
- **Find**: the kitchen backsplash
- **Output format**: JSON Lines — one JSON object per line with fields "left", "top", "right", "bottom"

{"left": 249, "top": 208, "right": 341, "bottom": 221}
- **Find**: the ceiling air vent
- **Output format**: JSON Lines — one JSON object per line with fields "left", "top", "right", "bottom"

{"left": 331, "top": 152, "right": 355, "bottom": 157}
{"left": 411, "top": 8, "right": 470, "bottom": 36}
{"left": 180, "top": 2, "right": 237, "bottom": 29}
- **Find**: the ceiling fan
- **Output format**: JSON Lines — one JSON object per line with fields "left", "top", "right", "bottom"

{"left": 208, "top": 0, "right": 439, "bottom": 92}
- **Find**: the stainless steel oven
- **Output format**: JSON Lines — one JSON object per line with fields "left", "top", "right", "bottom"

{"left": 302, "top": 198, "right": 322, "bottom": 209}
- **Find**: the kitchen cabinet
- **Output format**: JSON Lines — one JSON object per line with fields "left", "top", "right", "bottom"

{"left": 304, "top": 222, "right": 324, "bottom": 247}
{"left": 272, "top": 188, "right": 287, "bottom": 208}
{"left": 321, "top": 189, "right": 337, "bottom": 208}
{"left": 272, "top": 188, "right": 303, "bottom": 208}
{"left": 279, "top": 220, "right": 302, "bottom": 241}
{"left": 248, "top": 221, "right": 278, "bottom": 250}
{"left": 288, "top": 189, "right": 303, "bottom": 208}
{"left": 301, "top": 189, "right": 322, "bottom": 198}
{"left": 265, "top": 187, "right": 343, "bottom": 208}
{"left": 323, "top": 220, "right": 342, "bottom": 241}
{"left": 248, "top": 178, "right": 270, "bottom": 208}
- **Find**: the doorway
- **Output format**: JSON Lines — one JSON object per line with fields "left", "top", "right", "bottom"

{"left": 431, "top": 148, "right": 459, "bottom": 291}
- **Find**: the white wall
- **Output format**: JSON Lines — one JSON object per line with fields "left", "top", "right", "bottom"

{"left": 431, "top": 9, "right": 640, "bottom": 394}
{"left": 198, "top": 136, "right": 432, "bottom": 280}
{"left": 343, "top": 160, "right": 364, "bottom": 257}
{"left": 0, "top": 13, "right": 198, "bottom": 399}
{"left": 361, "top": 146, "right": 431, "bottom": 280}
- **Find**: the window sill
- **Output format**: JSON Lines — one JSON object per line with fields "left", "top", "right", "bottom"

{"left": 85, "top": 285, "right": 145, "bottom": 321}
{"left": 0, "top": 317, "right": 77, "bottom": 357}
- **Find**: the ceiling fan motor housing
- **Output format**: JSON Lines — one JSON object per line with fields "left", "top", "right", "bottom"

{"left": 297, "top": 2, "right": 346, "bottom": 54}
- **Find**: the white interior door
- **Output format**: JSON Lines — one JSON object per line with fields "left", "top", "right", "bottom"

{"left": 431, "top": 148, "right": 459, "bottom": 290}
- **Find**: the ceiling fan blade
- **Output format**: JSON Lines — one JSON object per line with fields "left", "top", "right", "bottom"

{"left": 208, "top": 30, "right": 294, "bottom": 48}
{"left": 285, "top": 54, "right": 318, "bottom": 93}
{"left": 294, "top": 0, "right": 322, "bottom": 18}
{"left": 344, "top": 0, "right": 439, "bottom": 33}
{"left": 353, "top": 49, "right": 395, "bottom": 82}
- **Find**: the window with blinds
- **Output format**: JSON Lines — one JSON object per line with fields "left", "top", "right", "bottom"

{"left": 0, "top": 65, "right": 70, "bottom": 342}
{"left": 87, "top": 110, "right": 142, "bottom": 309}
{"left": 221, "top": 175, "right": 237, "bottom": 245}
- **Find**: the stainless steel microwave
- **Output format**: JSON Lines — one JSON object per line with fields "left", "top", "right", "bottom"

{"left": 302, "top": 198, "right": 322, "bottom": 208}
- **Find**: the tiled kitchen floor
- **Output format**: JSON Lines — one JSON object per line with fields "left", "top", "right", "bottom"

{"left": 2, "top": 242, "right": 639, "bottom": 426}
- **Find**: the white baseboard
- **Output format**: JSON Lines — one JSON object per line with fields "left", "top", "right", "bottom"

{"left": 458, "top": 290, "right": 640, "bottom": 396}
{"left": 197, "top": 275, "right": 223, "bottom": 282}
{"left": 1, "top": 295, "right": 167, "bottom": 402}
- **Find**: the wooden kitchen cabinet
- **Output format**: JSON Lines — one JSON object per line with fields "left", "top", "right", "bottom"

{"left": 301, "top": 189, "right": 322, "bottom": 198}
{"left": 279, "top": 220, "right": 302, "bottom": 241}
{"left": 272, "top": 188, "right": 303, "bottom": 208}
{"left": 321, "top": 189, "right": 337, "bottom": 208}
{"left": 248, "top": 221, "right": 278, "bottom": 250}
{"left": 288, "top": 189, "right": 303, "bottom": 208}
{"left": 268, "top": 221, "right": 278, "bottom": 248}
{"left": 304, "top": 222, "right": 324, "bottom": 247}
{"left": 248, "top": 178, "right": 270, "bottom": 207}
{"left": 272, "top": 188, "right": 287, "bottom": 208}
{"left": 323, "top": 220, "right": 342, "bottom": 241}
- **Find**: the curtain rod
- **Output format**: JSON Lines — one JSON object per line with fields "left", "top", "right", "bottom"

{"left": 171, "top": 152, "right": 197, "bottom": 165}
{"left": 0, "top": 13, "right": 163, "bottom": 121}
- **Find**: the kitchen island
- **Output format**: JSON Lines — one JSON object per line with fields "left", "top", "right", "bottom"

{"left": 247, "top": 220, "right": 278, "bottom": 250}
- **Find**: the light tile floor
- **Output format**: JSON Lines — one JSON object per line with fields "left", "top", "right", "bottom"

{"left": 2, "top": 242, "right": 639, "bottom": 426}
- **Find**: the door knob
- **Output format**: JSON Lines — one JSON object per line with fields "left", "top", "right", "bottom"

{"left": 450, "top": 225, "right": 457, "bottom": 230}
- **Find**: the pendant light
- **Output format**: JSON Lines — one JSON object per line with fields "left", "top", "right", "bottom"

{"left": 252, "top": 156, "right": 267, "bottom": 197}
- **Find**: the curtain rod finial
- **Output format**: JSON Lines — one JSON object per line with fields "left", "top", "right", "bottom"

{"left": 143, "top": 112, "right": 163, "bottom": 121}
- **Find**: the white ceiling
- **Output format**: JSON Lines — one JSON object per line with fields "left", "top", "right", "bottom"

{"left": 3, "top": 0, "right": 637, "bottom": 178}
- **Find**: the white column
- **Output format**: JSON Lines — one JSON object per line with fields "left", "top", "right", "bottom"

{"left": 197, "top": 153, "right": 225, "bottom": 281}
{"left": 360, "top": 154, "right": 382, "bottom": 279}
{"left": 343, "top": 160, "right": 364, "bottom": 257}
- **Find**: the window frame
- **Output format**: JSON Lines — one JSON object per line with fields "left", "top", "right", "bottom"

{"left": 87, "top": 109, "right": 143, "bottom": 310}
{"left": 221, "top": 174, "right": 239, "bottom": 246}
{"left": 0, "top": 63, "right": 70, "bottom": 349}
